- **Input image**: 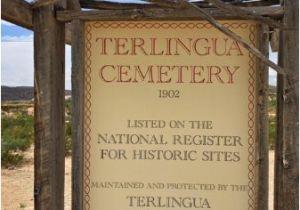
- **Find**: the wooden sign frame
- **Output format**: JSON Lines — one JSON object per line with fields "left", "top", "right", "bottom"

{"left": 71, "top": 18, "right": 268, "bottom": 210}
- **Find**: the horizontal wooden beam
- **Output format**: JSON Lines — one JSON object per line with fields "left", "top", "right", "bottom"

{"left": 32, "top": 0, "right": 65, "bottom": 8}
{"left": 79, "top": 0, "right": 184, "bottom": 10}
{"left": 199, "top": 0, "right": 280, "bottom": 7}
{"left": 1, "top": 0, "right": 33, "bottom": 29}
{"left": 79, "top": 0, "right": 281, "bottom": 10}
{"left": 56, "top": 6, "right": 284, "bottom": 22}
{"left": 80, "top": 0, "right": 166, "bottom": 10}
{"left": 1, "top": 0, "right": 71, "bottom": 44}
{"left": 235, "top": 0, "right": 280, "bottom": 7}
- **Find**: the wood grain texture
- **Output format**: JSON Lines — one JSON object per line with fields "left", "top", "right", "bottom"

{"left": 71, "top": 20, "right": 85, "bottom": 210}
{"left": 256, "top": 24, "right": 269, "bottom": 210}
{"left": 67, "top": 0, "right": 81, "bottom": 10}
{"left": 56, "top": 6, "right": 284, "bottom": 22}
{"left": 235, "top": 1, "right": 280, "bottom": 7}
{"left": 274, "top": 0, "right": 299, "bottom": 209}
{"left": 79, "top": 0, "right": 185, "bottom": 9}
{"left": 33, "top": 3, "right": 65, "bottom": 210}
{"left": 274, "top": 40, "right": 284, "bottom": 210}
{"left": 32, "top": 0, "right": 65, "bottom": 8}
{"left": 1, "top": 0, "right": 33, "bottom": 29}
{"left": 79, "top": 0, "right": 281, "bottom": 9}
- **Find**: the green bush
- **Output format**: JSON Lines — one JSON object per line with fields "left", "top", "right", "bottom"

{"left": 269, "top": 116, "right": 276, "bottom": 150}
{"left": 1, "top": 114, "right": 33, "bottom": 167}
{"left": 65, "top": 121, "right": 72, "bottom": 156}
{"left": 65, "top": 98, "right": 72, "bottom": 156}
{"left": 65, "top": 98, "right": 72, "bottom": 119}
{"left": 2, "top": 98, "right": 73, "bottom": 166}
{"left": 268, "top": 90, "right": 276, "bottom": 150}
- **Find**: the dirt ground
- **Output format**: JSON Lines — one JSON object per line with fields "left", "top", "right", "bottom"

{"left": 2, "top": 150, "right": 275, "bottom": 210}
{"left": 1, "top": 147, "right": 71, "bottom": 210}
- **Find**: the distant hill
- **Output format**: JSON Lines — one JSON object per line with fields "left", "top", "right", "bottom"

{"left": 1, "top": 86, "right": 71, "bottom": 101}
{"left": 2, "top": 85, "right": 275, "bottom": 101}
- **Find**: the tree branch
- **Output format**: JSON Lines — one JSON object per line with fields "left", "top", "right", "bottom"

{"left": 184, "top": 1, "right": 285, "bottom": 75}
{"left": 206, "top": 0, "right": 284, "bottom": 29}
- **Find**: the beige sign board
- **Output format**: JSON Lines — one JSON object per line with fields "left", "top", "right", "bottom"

{"left": 83, "top": 20, "right": 257, "bottom": 210}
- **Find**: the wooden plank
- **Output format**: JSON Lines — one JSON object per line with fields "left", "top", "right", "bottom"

{"left": 256, "top": 24, "right": 269, "bottom": 210}
{"left": 33, "top": 3, "right": 65, "bottom": 210}
{"left": 79, "top": 0, "right": 281, "bottom": 9}
{"left": 274, "top": 0, "right": 285, "bottom": 203}
{"left": 80, "top": 0, "right": 161, "bottom": 9}
{"left": 56, "top": 6, "right": 284, "bottom": 22}
{"left": 274, "top": 40, "right": 284, "bottom": 210}
{"left": 197, "top": 0, "right": 280, "bottom": 7}
{"left": 1, "top": 0, "right": 33, "bottom": 29}
{"left": 79, "top": 0, "right": 183, "bottom": 9}
{"left": 32, "top": 0, "right": 65, "bottom": 8}
{"left": 71, "top": 19, "right": 85, "bottom": 210}
{"left": 274, "top": 0, "right": 299, "bottom": 210}
{"left": 77, "top": 0, "right": 284, "bottom": 29}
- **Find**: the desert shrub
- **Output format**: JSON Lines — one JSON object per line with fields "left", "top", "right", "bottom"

{"left": 65, "top": 121, "right": 72, "bottom": 156}
{"left": 268, "top": 90, "right": 276, "bottom": 150}
{"left": 65, "top": 98, "right": 72, "bottom": 119}
{"left": 269, "top": 115, "right": 276, "bottom": 150}
{"left": 65, "top": 98, "right": 72, "bottom": 155}
{"left": 1, "top": 114, "right": 33, "bottom": 167}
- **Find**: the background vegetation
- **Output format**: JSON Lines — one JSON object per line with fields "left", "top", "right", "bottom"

{"left": 1, "top": 98, "right": 72, "bottom": 167}
{"left": 268, "top": 89, "right": 276, "bottom": 149}
{"left": 2, "top": 113, "right": 33, "bottom": 167}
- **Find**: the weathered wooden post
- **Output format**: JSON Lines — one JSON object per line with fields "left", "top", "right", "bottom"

{"left": 33, "top": 1, "right": 65, "bottom": 209}
{"left": 71, "top": 19, "right": 85, "bottom": 210}
{"left": 274, "top": 0, "right": 299, "bottom": 210}
{"left": 256, "top": 24, "right": 269, "bottom": 210}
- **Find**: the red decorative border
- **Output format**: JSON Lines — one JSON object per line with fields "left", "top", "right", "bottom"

{"left": 92, "top": 21, "right": 249, "bottom": 29}
{"left": 84, "top": 23, "right": 92, "bottom": 210}
{"left": 84, "top": 21, "right": 257, "bottom": 210}
{"left": 247, "top": 24, "right": 257, "bottom": 210}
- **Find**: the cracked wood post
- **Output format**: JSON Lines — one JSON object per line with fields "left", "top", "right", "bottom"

{"left": 33, "top": 2, "right": 65, "bottom": 210}
{"left": 256, "top": 24, "right": 269, "bottom": 210}
{"left": 274, "top": 0, "right": 299, "bottom": 210}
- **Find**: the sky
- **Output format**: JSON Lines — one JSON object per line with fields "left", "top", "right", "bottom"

{"left": 1, "top": 20, "right": 277, "bottom": 90}
{"left": 1, "top": 20, "right": 72, "bottom": 89}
